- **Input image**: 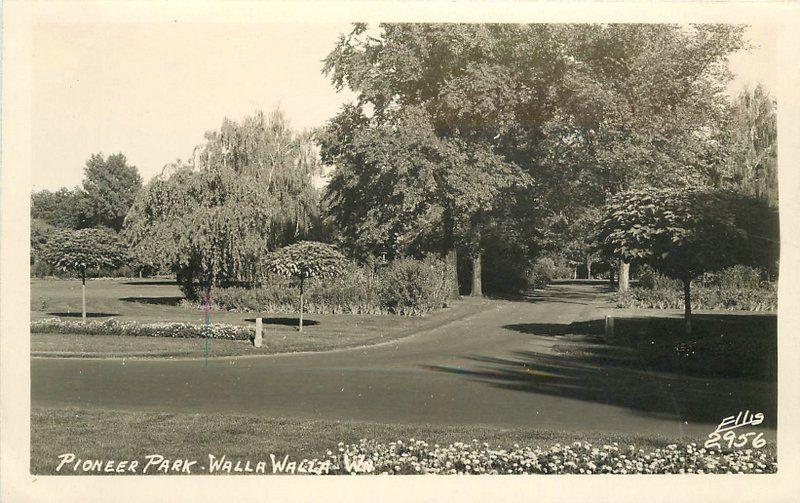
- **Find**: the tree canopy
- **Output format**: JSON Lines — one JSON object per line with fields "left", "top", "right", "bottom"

{"left": 81, "top": 153, "right": 143, "bottom": 231}
{"left": 263, "top": 241, "right": 346, "bottom": 331}
{"left": 31, "top": 187, "right": 88, "bottom": 229}
{"left": 124, "top": 109, "right": 321, "bottom": 299}
{"left": 41, "top": 227, "right": 128, "bottom": 278}
{"left": 320, "top": 23, "right": 749, "bottom": 294}
{"left": 723, "top": 85, "right": 778, "bottom": 206}
{"left": 596, "top": 187, "right": 778, "bottom": 332}
{"left": 264, "top": 241, "right": 346, "bottom": 280}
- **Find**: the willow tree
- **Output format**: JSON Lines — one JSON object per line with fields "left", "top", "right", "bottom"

{"left": 124, "top": 109, "right": 321, "bottom": 301}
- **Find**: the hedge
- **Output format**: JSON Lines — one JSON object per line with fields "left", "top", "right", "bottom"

{"left": 31, "top": 318, "right": 253, "bottom": 340}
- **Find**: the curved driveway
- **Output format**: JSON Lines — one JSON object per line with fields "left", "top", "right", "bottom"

{"left": 31, "top": 283, "right": 776, "bottom": 439}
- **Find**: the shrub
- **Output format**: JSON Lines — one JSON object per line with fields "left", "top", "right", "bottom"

{"left": 624, "top": 265, "right": 777, "bottom": 312}
{"left": 379, "top": 256, "right": 453, "bottom": 315}
{"left": 317, "top": 439, "right": 776, "bottom": 475}
{"left": 702, "top": 265, "right": 763, "bottom": 290}
{"left": 636, "top": 264, "right": 680, "bottom": 290}
{"left": 31, "top": 318, "right": 253, "bottom": 340}
{"left": 616, "top": 283, "right": 777, "bottom": 312}
{"left": 528, "top": 257, "right": 557, "bottom": 289}
{"left": 211, "top": 256, "right": 455, "bottom": 316}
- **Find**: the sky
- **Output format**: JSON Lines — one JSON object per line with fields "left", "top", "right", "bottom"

{"left": 30, "top": 22, "right": 776, "bottom": 191}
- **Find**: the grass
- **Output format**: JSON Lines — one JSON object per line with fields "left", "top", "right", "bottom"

{"left": 32, "top": 407, "right": 742, "bottom": 475}
{"left": 31, "top": 277, "right": 488, "bottom": 358}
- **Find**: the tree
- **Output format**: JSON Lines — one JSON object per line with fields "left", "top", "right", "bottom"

{"left": 539, "top": 24, "right": 747, "bottom": 291}
{"left": 82, "top": 153, "right": 143, "bottom": 231}
{"left": 40, "top": 228, "right": 128, "bottom": 319}
{"left": 596, "top": 187, "right": 778, "bottom": 334}
{"left": 724, "top": 85, "right": 778, "bottom": 206}
{"left": 124, "top": 109, "right": 321, "bottom": 301}
{"left": 31, "top": 188, "right": 88, "bottom": 229}
{"left": 322, "top": 23, "right": 747, "bottom": 295}
{"left": 322, "top": 24, "right": 563, "bottom": 296}
{"left": 263, "top": 241, "right": 346, "bottom": 331}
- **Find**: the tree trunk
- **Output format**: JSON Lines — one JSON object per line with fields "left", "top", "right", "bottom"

{"left": 204, "top": 283, "right": 212, "bottom": 359}
{"left": 586, "top": 258, "right": 592, "bottom": 279}
{"left": 81, "top": 271, "right": 86, "bottom": 320}
{"left": 470, "top": 251, "right": 482, "bottom": 297}
{"left": 442, "top": 205, "right": 460, "bottom": 298}
{"left": 299, "top": 277, "right": 305, "bottom": 332}
{"left": 683, "top": 278, "right": 692, "bottom": 336}
{"left": 447, "top": 248, "right": 460, "bottom": 298}
{"left": 618, "top": 260, "right": 630, "bottom": 292}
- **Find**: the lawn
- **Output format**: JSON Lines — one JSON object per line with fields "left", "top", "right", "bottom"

{"left": 32, "top": 407, "right": 750, "bottom": 475}
{"left": 31, "top": 277, "right": 488, "bottom": 358}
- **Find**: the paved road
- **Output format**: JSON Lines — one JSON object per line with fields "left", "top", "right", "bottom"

{"left": 31, "top": 282, "right": 776, "bottom": 439}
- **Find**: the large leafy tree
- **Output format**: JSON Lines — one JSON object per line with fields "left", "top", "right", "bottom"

{"left": 538, "top": 24, "right": 747, "bottom": 290}
{"left": 596, "top": 188, "right": 778, "bottom": 334}
{"left": 321, "top": 23, "right": 746, "bottom": 295}
{"left": 82, "top": 153, "right": 143, "bottom": 231}
{"left": 263, "top": 241, "right": 346, "bottom": 331}
{"left": 124, "top": 109, "right": 321, "bottom": 300}
{"left": 321, "top": 24, "right": 566, "bottom": 296}
{"left": 41, "top": 227, "right": 128, "bottom": 319}
{"left": 30, "top": 187, "right": 88, "bottom": 229}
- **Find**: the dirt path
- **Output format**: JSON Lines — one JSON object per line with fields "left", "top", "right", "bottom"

{"left": 31, "top": 282, "right": 776, "bottom": 439}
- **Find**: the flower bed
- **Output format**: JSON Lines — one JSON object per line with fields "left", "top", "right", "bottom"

{"left": 319, "top": 439, "right": 776, "bottom": 475}
{"left": 31, "top": 318, "right": 253, "bottom": 341}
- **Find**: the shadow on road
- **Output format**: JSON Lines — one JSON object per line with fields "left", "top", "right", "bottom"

{"left": 503, "top": 319, "right": 606, "bottom": 336}
{"left": 426, "top": 346, "right": 776, "bottom": 426}
{"left": 47, "top": 312, "right": 120, "bottom": 318}
{"left": 244, "top": 317, "right": 320, "bottom": 327}
{"left": 121, "top": 280, "right": 178, "bottom": 286}
{"left": 427, "top": 312, "right": 777, "bottom": 427}
{"left": 120, "top": 296, "right": 184, "bottom": 306}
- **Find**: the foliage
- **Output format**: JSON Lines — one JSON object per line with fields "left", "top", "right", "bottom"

{"left": 528, "top": 257, "right": 559, "bottom": 289}
{"left": 213, "top": 256, "right": 455, "bottom": 316}
{"left": 321, "top": 24, "right": 746, "bottom": 294}
{"left": 81, "top": 153, "right": 143, "bottom": 231}
{"left": 31, "top": 318, "right": 252, "bottom": 340}
{"left": 596, "top": 188, "right": 778, "bottom": 281}
{"left": 263, "top": 241, "right": 346, "bottom": 281}
{"left": 124, "top": 110, "right": 321, "bottom": 299}
{"left": 615, "top": 284, "right": 777, "bottom": 312}
{"left": 378, "top": 256, "right": 456, "bottom": 315}
{"left": 319, "top": 439, "right": 775, "bottom": 475}
{"left": 723, "top": 85, "right": 778, "bottom": 206}
{"left": 31, "top": 188, "right": 88, "bottom": 229}
{"left": 622, "top": 264, "right": 776, "bottom": 311}
{"left": 320, "top": 24, "right": 545, "bottom": 291}
{"left": 30, "top": 219, "right": 57, "bottom": 272}
{"left": 40, "top": 227, "right": 128, "bottom": 278}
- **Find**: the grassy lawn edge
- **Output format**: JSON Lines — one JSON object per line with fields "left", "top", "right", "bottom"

{"left": 32, "top": 406, "right": 774, "bottom": 475}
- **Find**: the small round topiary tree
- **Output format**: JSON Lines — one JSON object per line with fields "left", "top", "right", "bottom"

{"left": 41, "top": 227, "right": 129, "bottom": 319}
{"left": 263, "top": 241, "right": 346, "bottom": 331}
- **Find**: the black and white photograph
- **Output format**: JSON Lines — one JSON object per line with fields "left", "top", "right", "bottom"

{"left": 2, "top": 1, "right": 799, "bottom": 501}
